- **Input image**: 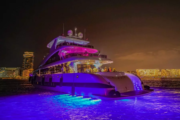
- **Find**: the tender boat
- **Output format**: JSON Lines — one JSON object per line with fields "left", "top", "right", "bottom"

{"left": 29, "top": 29, "right": 153, "bottom": 99}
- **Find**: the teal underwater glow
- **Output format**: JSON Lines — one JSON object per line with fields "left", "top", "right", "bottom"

{"left": 50, "top": 94, "right": 101, "bottom": 109}
{"left": 0, "top": 88, "right": 180, "bottom": 120}
{"left": 119, "top": 99, "right": 131, "bottom": 102}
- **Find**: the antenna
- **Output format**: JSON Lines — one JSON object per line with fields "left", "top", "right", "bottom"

{"left": 75, "top": 27, "right": 77, "bottom": 37}
{"left": 84, "top": 29, "right": 86, "bottom": 40}
{"left": 63, "top": 23, "right": 64, "bottom": 36}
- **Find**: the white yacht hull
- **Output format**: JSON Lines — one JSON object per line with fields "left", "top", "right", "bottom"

{"left": 30, "top": 72, "right": 145, "bottom": 97}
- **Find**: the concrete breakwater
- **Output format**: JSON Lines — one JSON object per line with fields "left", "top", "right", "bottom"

{"left": 142, "top": 79, "right": 180, "bottom": 88}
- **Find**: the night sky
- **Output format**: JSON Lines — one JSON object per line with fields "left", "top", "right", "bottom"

{"left": 1, "top": 0, "right": 180, "bottom": 71}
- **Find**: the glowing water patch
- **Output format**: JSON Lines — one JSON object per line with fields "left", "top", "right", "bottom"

{"left": 119, "top": 99, "right": 130, "bottom": 102}
{"left": 83, "top": 97, "right": 91, "bottom": 100}
{"left": 59, "top": 94, "right": 69, "bottom": 96}
{"left": 90, "top": 99, "right": 101, "bottom": 102}
{"left": 73, "top": 98, "right": 89, "bottom": 102}
{"left": 66, "top": 96, "right": 83, "bottom": 100}
{"left": 58, "top": 95, "right": 72, "bottom": 98}
{"left": 51, "top": 94, "right": 102, "bottom": 109}
{"left": 56, "top": 94, "right": 101, "bottom": 103}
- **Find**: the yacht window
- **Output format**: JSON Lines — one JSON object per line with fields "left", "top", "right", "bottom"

{"left": 45, "top": 51, "right": 60, "bottom": 65}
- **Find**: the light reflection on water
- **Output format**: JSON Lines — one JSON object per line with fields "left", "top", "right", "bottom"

{"left": 0, "top": 88, "right": 180, "bottom": 120}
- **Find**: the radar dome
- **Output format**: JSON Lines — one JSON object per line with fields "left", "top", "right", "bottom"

{"left": 67, "top": 30, "right": 73, "bottom": 36}
{"left": 78, "top": 32, "right": 83, "bottom": 39}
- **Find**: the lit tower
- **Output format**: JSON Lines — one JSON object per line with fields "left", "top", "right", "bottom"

{"left": 22, "top": 52, "right": 34, "bottom": 76}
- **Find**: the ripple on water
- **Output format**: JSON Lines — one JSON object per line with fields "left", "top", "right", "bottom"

{"left": 0, "top": 88, "right": 180, "bottom": 120}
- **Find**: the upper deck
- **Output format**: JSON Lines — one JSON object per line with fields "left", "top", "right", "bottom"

{"left": 47, "top": 36, "right": 89, "bottom": 49}
{"left": 38, "top": 34, "right": 112, "bottom": 70}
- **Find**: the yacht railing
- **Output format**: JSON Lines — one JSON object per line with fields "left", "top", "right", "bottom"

{"left": 56, "top": 42, "right": 94, "bottom": 49}
{"left": 63, "top": 53, "right": 107, "bottom": 59}
{"left": 44, "top": 52, "right": 108, "bottom": 66}
{"left": 39, "top": 69, "right": 118, "bottom": 75}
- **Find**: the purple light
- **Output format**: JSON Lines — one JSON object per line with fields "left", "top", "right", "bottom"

{"left": 125, "top": 73, "right": 143, "bottom": 91}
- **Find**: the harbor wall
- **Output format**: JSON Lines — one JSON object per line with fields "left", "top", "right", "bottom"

{"left": 142, "top": 78, "right": 180, "bottom": 88}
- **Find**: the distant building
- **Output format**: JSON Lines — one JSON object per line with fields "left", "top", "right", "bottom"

{"left": 0, "top": 67, "right": 21, "bottom": 78}
{"left": 136, "top": 69, "right": 180, "bottom": 80}
{"left": 22, "top": 52, "right": 34, "bottom": 78}
{"left": 0, "top": 52, "right": 34, "bottom": 79}
{"left": 22, "top": 70, "right": 30, "bottom": 77}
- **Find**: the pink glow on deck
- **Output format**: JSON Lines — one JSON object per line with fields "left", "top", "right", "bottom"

{"left": 59, "top": 46, "right": 98, "bottom": 54}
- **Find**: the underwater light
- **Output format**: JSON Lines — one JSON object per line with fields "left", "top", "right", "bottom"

{"left": 83, "top": 97, "right": 91, "bottom": 100}
{"left": 59, "top": 94, "right": 69, "bottom": 96}
{"left": 91, "top": 99, "right": 101, "bottom": 102}
{"left": 73, "top": 98, "right": 87, "bottom": 102}
{"left": 58, "top": 94, "right": 72, "bottom": 98}
{"left": 119, "top": 99, "right": 130, "bottom": 102}
{"left": 57, "top": 94, "right": 102, "bottom": 102}
{"left": 66, "top": 96, "right": 83, "bottom": 100}
{"left": 58, "top": 96, "right": 72, "bottom": 98}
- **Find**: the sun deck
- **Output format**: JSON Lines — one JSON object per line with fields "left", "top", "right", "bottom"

{"left": 47, "top": 36, "right": 89, "bottom": 49}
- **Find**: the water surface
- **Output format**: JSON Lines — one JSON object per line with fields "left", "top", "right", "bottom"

{"left": 0, "top": 88, "right": 180, "bottom": 120}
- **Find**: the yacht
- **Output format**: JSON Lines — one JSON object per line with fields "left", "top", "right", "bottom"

{"left": 29, "top": 29, "right": 153, "bottom": 99}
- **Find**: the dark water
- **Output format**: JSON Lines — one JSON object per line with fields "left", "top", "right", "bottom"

{"left": 0, "top": 88, "right": 180, "bottom": 120}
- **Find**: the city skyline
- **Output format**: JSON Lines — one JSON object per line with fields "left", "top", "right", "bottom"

{"left": 1, "top": 0, "right": 180, "bottom": 71}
